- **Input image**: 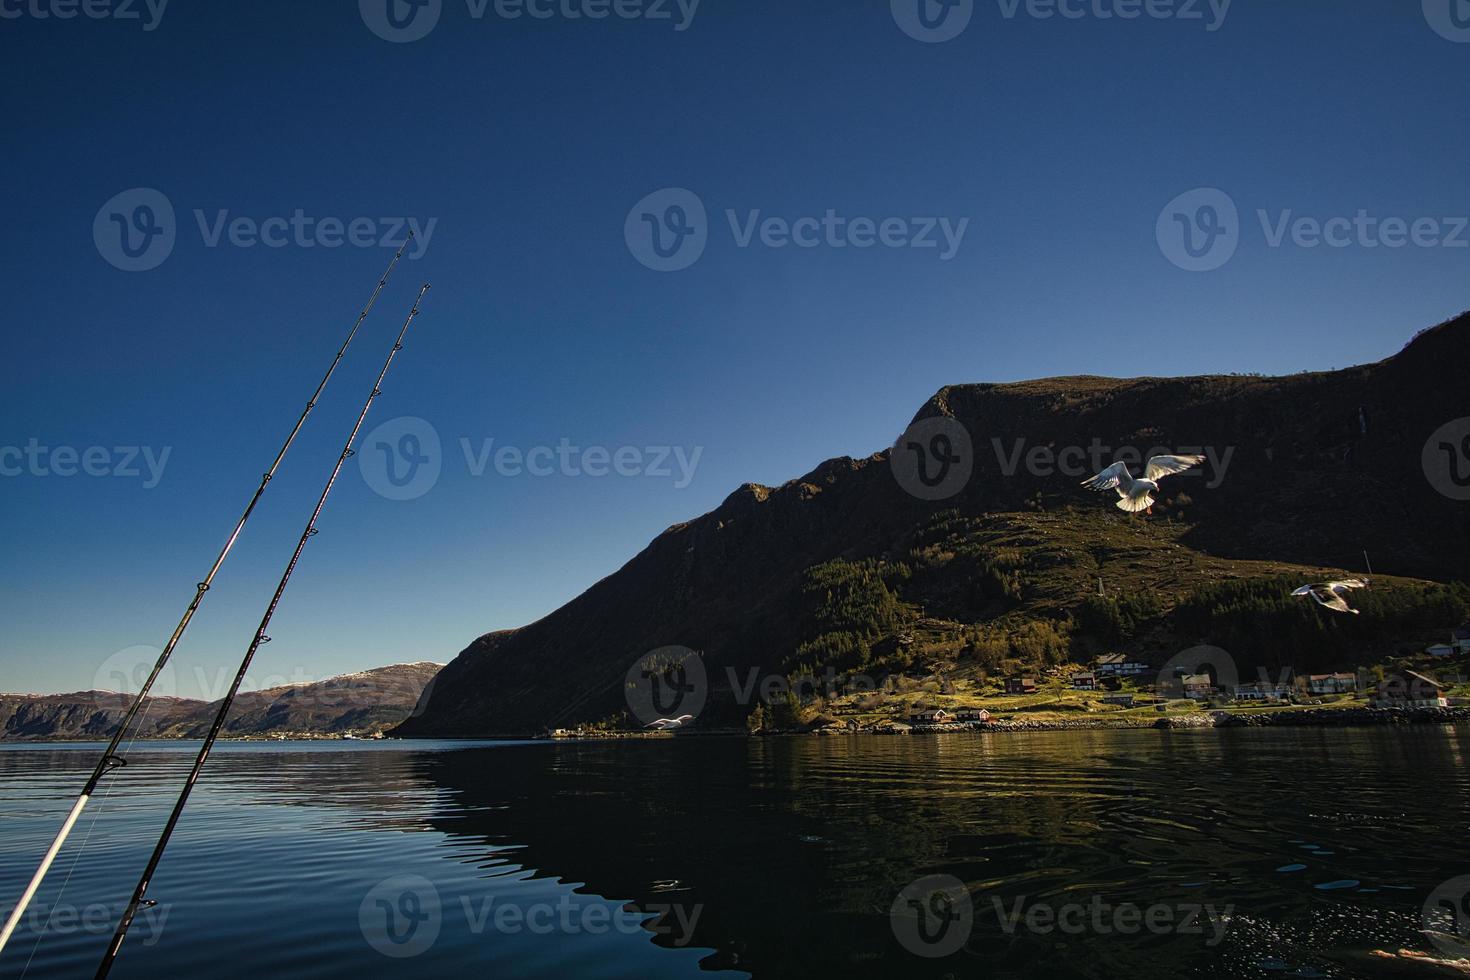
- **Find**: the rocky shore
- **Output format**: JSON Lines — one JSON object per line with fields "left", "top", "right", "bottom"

{"left": 431, "top": 707, "right": 1470, "bottom": 741}
{"left": 1176, "top": 705, "right": 1470, "bottom": 728}
{"left": 811, "top": 705, "right": 1470, "bottom": 737}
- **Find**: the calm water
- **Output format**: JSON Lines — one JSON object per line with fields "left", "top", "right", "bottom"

{"left": 1, "top": 728, "right": 1468, "bottom": 979}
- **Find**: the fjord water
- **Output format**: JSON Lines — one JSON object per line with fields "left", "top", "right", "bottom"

{"left": 1, "top": 728, "right": 1466, "bottom": 979}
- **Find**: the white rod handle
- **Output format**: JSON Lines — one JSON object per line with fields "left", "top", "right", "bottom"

{"left": 0, "top": 794, "right": 90, "bottom": 956}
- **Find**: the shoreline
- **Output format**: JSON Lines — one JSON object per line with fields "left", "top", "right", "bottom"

{"left": 541, "top": 704, "right": 1470, "bottom": 739}
{"left": 417, "top": 704, "right": 1470, "bottom": 741}
{"left": 5, "top": 706, "right": 1467, "bottom": 745}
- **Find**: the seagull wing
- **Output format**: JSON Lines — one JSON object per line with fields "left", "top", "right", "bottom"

{"left": 1082, "top": 461, "right": 1134, "bottom": 494}
{"left": 1144, "top": 454, "right": 1206, "bottom": 482}
{"left": 1327, "top": 579, "right": 1369, "bottom": 594}
{"left": 1291, "top": 584, "right": 1316, "bottom": 597}
{"left": 1310, "top": 587, "right": 1355, "bottom": 614}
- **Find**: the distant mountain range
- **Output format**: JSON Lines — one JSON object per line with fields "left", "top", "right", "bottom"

{"left": 395, "top": 312, "right": 1470, "bottom": 737}
{"left": 0, "top": 662, "right": 443, "bottom": 740}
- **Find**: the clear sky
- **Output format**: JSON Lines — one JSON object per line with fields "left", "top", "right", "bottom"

{"left": 1, "top": 0, "right": 1466, "bottom": 698}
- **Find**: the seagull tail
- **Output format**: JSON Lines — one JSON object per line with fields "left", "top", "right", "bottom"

{"left": 1116, "top": 493, "right": 1153, "bottom": 513}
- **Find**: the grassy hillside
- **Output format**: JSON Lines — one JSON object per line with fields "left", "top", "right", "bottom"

{"left": 778, "top": 508, "right": 1467, "bottom": 685}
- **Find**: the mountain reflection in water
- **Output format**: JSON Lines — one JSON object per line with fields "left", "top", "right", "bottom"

{"left": 413, "top": 728, "right": 1470, "bottom": 978}
{"left": 1, "top": 727, "right": 1466, "bottom": 979}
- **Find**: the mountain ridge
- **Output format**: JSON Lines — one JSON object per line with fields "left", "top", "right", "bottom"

{"left": 0, "top": 662, "right": 444, "bottom": 739}
{"left": 396, "top": 312, "right": 1470, "bottom": 737}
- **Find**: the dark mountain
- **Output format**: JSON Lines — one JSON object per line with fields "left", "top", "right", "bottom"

{"left": 396, "top": 314, "right": 1470, "bottom": 737}
{"left": 0, "top": 662, "right": 443, "bottom": 740}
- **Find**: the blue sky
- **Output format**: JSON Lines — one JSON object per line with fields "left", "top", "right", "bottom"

{"left": 1, "top": 0, "right": 1466, "bottom": 697}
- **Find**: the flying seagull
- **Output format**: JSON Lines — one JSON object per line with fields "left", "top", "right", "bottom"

{"left": 1080, "top": 455, "right": 1206, "bottom": 515}
{"left": 644, "top": 715, "right": 695, "bottom": 731}
{"left": 1292, "top": 579, "right": 1369, "bottom": 615}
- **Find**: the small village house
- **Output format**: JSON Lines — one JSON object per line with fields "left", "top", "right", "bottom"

{"left": 1181, "top": 674, "right": 1214, "bottom": 700}
{"left": 1094, "top": 653, "right": 1151, "bottom": 677}
{"left": 1005, "top": 676, "right": 1038, "bottom": 695}
{"left": 1101, "top": 693, "right": 1135, "bottom": 708}
{"left": 909, "top": 708, "right": 951, "bottom": 725}
{"left": 1302, "top": 673, "right": 1358, "bottom": 696}
{"left": 1374, "top": 670, "right": 1448, "bottom": 708}
{"left": 954, "top": 706, "right": 991, "bottom": 723}
{"left": 1071, "top": 672, "right": 1099, "bottom": 691}
{"left": 1428, "top": 643, "right": 1455, "bottom": 659}
{"left": 1454, "top": 627, "right": 1470, "bottom": 654}
{"left": 1234, "top": 681, "right": 1290, "bottom": 701}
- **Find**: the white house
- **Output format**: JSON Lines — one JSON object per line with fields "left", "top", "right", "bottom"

{"left": 1302, "top": 673, "right": 1357, "bottom": 696}
{"left": 1234, "top": 682, "right": 1290, "bottom": 701}
{"left": 1095, "top": 653, "right": 1151, "bottom": 677}
{"left": 1181, "top": 674, "right": 1214, "bottom": 700}
{"left": 1375, "top": 670, "right": 1448, "bottom": 708}
{"left": 1428, "top": 643, "right": 1455, "bottom": 659}
{"left": 910, "top": 708, "right": 951, "bottom": 725}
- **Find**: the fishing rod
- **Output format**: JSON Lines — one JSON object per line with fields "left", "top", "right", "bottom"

{"left": 94, "top": 283, "right": 430, "bottom": 979}
{"left": 0, "top": 239, "right": 413, "bottom": 959}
